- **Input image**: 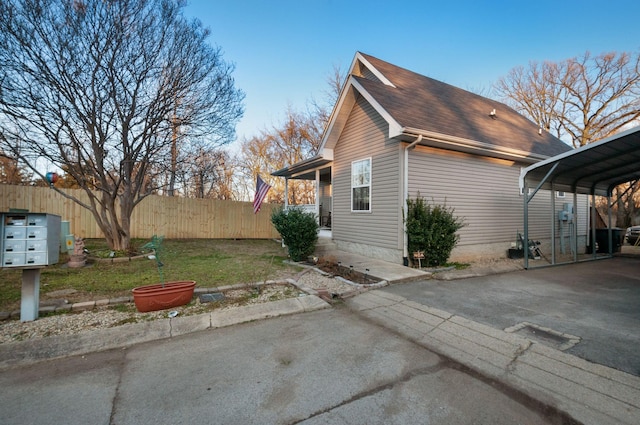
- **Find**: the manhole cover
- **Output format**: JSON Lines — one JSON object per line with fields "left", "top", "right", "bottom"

{"left": 504, "top": 322, "right": 580, "bottom": 351}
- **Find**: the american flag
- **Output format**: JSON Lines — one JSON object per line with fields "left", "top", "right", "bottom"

{"left": 253, "top": 175, "right": 272, "bottom": 214}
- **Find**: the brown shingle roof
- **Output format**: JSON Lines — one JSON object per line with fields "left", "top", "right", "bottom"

{"left": 357, "top": 53, "right": 572, "bottom": 158}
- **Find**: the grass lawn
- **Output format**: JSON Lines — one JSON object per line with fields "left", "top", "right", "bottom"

{"left": 0, "top": 239, "right": 299, "bottom": 312}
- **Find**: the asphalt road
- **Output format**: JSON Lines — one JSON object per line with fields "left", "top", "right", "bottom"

{"left": 384, "top": 256, "right": 640, "bottom": 376}
{"left": 0, "top": 308, "right": 568, "bottom": 425}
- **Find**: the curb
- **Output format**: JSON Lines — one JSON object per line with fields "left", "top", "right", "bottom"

{"left": 346, "top": 290, "right": 640, "bottom": 425}
{"left": 0, "top": 295, "right": 330, "bottom": 371}
{"left": 0, "top": 280, "right": 296, "bottom": 320}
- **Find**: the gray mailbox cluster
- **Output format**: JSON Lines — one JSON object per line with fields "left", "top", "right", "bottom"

{"left": 1, "top": 213, "right": 61, "bottom": 268}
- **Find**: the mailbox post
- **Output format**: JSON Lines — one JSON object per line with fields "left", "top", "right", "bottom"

{"left": 1, "top": 213, "right": 61, "bottom": 322}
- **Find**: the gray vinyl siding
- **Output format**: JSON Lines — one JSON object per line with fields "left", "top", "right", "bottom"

{"left": 332, "top": 95, "right": 403, "bottom": 250}
{"left": 408, "top": 145, "right": 588, "bottom": 247}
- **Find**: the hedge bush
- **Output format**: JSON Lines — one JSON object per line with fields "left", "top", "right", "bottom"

{"left": 406, "top": 196, "right": 464, "bottom": 267}
{"left": 271, "top": 207, "right": 319, "bottom": 261}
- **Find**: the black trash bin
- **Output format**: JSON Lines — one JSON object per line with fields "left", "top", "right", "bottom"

{"left": 595, "top": 228, "right": 624, "bottom": 253}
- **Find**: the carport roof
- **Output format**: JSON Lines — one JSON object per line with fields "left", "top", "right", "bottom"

{"left": 520, "top": 126, "right": 640, "bottom": 197}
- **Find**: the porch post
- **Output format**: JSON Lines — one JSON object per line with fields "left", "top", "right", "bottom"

{"left": 284, "top": 177, "right": 289, "bottom": 209}
{"left": 315, "top": 169, "right": 321, "bottom": 225}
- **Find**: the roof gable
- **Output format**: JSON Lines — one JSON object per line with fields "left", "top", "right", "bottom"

{"left": 277, "top": 52, "right": 574, "bottom": 178}
{"left": 354, "top": 53, "right": 572, "bottom": 159}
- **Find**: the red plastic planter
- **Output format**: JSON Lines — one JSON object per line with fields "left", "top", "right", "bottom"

{"left": 132, "top": 280, "right": 196, "bottom": 313}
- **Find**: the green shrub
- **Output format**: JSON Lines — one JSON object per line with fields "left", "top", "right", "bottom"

{"left": 406, "top": 196, "right": 465, "bottom": 267}
{"left": 271, "top": 207, "right": 319, "bottom": 261}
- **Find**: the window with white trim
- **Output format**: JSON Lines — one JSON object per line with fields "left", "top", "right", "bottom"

{"left": 351, "top": 158, "right": 371, "bottom": 211}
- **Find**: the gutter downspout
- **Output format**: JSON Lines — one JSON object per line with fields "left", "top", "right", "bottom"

{"left": 403, "top": 134, "right": 423, "bottom": 266}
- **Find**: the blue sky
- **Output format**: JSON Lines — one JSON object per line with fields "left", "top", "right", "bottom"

{"left": 184, "top": 0, "right": 640, "bottom": 150}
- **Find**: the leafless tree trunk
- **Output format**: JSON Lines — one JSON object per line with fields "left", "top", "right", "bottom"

{"left": 0, "top": 0, "right": 244, "bottom": 250}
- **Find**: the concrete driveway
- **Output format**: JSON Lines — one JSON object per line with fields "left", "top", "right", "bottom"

{"left": 0, "top": 309, "right": 560, "bottom": 425}
{"left": 382, "top": 256, "right": 640, "bottom": 376}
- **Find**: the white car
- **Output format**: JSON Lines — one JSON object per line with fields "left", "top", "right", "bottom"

{"left": 626, "top": 226, "right": 640, "bottom": 245}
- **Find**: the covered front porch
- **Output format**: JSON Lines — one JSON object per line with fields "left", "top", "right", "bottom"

{"left": 272, "top": 155, "right": 333, "bottom": 230}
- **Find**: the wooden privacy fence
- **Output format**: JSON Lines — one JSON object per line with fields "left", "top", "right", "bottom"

{"left": 0, "top": 184, "right": 280, "bottom": 240}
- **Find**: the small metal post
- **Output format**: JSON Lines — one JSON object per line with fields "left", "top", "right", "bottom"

{"left": 21, "top": 268, "right": 42, "bottom": 322}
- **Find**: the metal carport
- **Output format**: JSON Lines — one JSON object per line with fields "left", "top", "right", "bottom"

{"left": 519, "top": 126, "right": 640, "bottom": 268}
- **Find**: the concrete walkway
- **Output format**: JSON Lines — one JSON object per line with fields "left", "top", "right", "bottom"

{"left": 318, "top": 248, "right": 429, "bottom": 283}
{"left": 333, "top": 251, "right": 640, "bottom": 424}
{"left": 346, "top": 289, "right": 640, "bottom": 425}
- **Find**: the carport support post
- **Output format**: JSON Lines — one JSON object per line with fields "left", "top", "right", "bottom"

{"left": 523, "top": 182, "right": 529, "bottom": 269}
{"left": 550, "top": 184, "right": 556, "bottom": 264}
{"left": 573, "top": 191, "right": 579, "bottom": 262}
{"left": 522, "top": 163, "right": 558, "bottom": 269}
{"left": 520, "top": 162, "right": 556, "bottom": 269}
{"left": 607, "top": 193, "right": 613, "bottom": 255}
{"left": 591, "top": 192, "right": 597, "bottom": 259}
{"left": 315, "top": 169, "right": 321, "bottom": 225}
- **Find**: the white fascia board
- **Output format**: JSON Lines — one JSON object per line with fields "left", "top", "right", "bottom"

{"left": 350, "top": 78, "right": 403, "bottom": 138}
{"left": 317, "top": 78, "right": 357, "bottom": 152}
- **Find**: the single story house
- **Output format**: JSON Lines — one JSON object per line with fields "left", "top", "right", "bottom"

{"left": 273, "top": 52, "right": 586, "bottom": 265}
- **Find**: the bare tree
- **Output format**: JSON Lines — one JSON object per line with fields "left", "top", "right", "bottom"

{"left": 239, "top": 109, "right": 322, "bottom": 205}
{"left": 0, "top": 152, "right": 31, "bottom": 185}
{"left": 613, "top": 182, "right": 640, "bottom": 228}
{"left": 0, "top": 0, "right": 244, "bottom": 250}
{"left": 175, "top": 147, "right": 235, "bottom": 199}
{"left": 309, "top": 64, "right": 346, "bottom": 140}
{"left": 496, "top": 51, "right": 640, "bottom": 227}
{"left": 495, "top": 61, "right": 567, "bottom": 138}
{"left": 495, "top": 51, "right": 640, "bottom": 147}
{"left": 235, "top": 65, "right": 346, "bottom": 204}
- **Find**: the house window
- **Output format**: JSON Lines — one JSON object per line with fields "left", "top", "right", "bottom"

{"left": 556, "top": 191, "right": 566, "bottom": 198}
{"left": 351, "top": 158, "right": 371, "bottom": 211}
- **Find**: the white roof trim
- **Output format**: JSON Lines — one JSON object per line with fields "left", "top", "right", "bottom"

{"left": 317, "top": 74, "right": 403, "bottom": 153}
{"left": 351, "top": 78, "right": 403, "bottom": 137}
{"left": 353, "top": 52, "right": 396, "bottom": 88}
{"left": 319, "top": 53, "right": 399, "bottom": 152}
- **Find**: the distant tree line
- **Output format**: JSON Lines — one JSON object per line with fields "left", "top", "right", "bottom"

{"left": 495, "top": 50, "right": 640, "bottom": 227}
